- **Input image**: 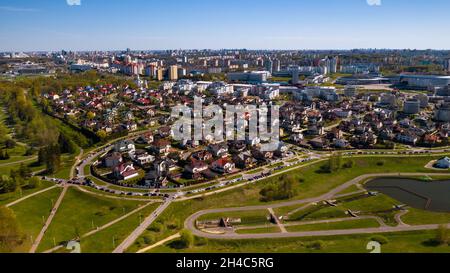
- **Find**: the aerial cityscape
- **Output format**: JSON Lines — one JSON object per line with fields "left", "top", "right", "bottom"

{"left": 1, "top": 0, "right": 450, "bottom": 263}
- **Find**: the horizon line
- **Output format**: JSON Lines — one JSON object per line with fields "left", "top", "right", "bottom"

{"left": 3, "top": 48, "right": 450, "bottom": 53}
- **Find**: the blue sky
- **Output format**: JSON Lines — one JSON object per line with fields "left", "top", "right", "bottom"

{"left": 0, "top": 0, "right": 449, "bottom": 51}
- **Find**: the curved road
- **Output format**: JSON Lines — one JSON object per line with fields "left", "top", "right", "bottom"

{"left": 185, "top": 172, "right": 450, "bottom": 240}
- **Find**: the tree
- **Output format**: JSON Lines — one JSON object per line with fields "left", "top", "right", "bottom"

{"left": 260, "top": 176, "right": 297, "bottom": 202}
{"left": 0, "top": 175, "right": 17, "bottom": 194}
{"left": 38, "top": 147, "right": 47, "bottom": 165}
{"left": 0, "top": 206, "right": 23, "bottom": 252}
{"left": 39, "top": 144, "right": 61, "bottom": 174}
{"left": 18, "top": 163, "right": 32, "bottom": 179}
{"left": 86, "top": 111, "right": 96, "bottom": 120}
{"left": 96, "top": 130, "right": 107, "bottom": 140}
{"left": 435, "top": 224, "right": 449, "bottom": 245}
{"left": 4, "top": 139, "right": 16, "bottom": 149}
{"left": 27, "top": 177, "right": 42, "bottom": 189}
{"left": 58, "top": 133, "right": 77, "bottom": 154}
{"left": 179, "top": 229, "right": 194, "bottom": 249}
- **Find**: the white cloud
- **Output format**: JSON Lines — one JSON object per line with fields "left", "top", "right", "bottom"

{"left": 67, "top": 0, "right": 81, "bottom": 6}
{"left": 367, "top": 0, "right": 382, "bottom": 6}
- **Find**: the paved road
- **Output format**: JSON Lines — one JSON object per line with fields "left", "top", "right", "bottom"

{"left": 70, "top": 148, "right": 84, "bottom": 180}
{"left": 395, "top": 210, "right": 410, "bottom": 227}
{"left": 75, "top": 185, "right": 163, "bottom": 202}
{"left": 195, "top": 223, "right": 450, "bottom": 240}
{"left": 5, "top": 185, "right": 59, "bottom": 208}
{"left": 29, "top": 184, "right": 69, "bottom": 253}
{"left": 112, "top": 198, "right": 173, "bottom": 253}
{"left": 185, "top": 172, "right": 450, "bottom": 240}
{"left": 235, "top": 216, "right": 387, "bottom": 231}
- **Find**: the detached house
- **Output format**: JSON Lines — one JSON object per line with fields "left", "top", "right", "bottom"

{"left": 103, "top": 152, "right": 123, "bottom": 168}
{"left": 113, "top": 163, "right": 139, "bottom": 181}
{"left": 151, "top": 139, "right": 171, "bottom": 155}
{"left": 133, "top": 150, "right": 155, "bottom": 166}
{"left": 233, "top": 151, "right": 256, "bottom": 169}
{"left": 208, "top": 143, "right": 229, "bottom": 158}
{"left": 184, "top": 159, "right": 209, "bottom": 179}
{"left": 211, "top": 158, "right": 235, "bottom": 174}
{"left": 135, "top": 132, "right": 154, "bottom": 145}
{"left": 114, "top": 140, "right": 136, "bottom": 153}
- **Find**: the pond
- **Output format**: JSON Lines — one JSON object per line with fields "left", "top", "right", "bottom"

{"left": 364, "top": 178, "right": 450, "bottom": 213}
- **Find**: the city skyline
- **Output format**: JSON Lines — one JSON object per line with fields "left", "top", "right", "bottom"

{"left": 1, "top": 0, "right": 450, "bottom": 51}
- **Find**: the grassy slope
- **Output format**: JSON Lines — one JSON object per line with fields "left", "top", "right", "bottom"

{"left": 37, "top": 187, "right": 142, "bottom": 252}
{"left": 70, "top": 203, "right": 160, "bottom": 253}
{"left": 149, "top": 230, "right": 450, "bottom": 253}
{"left": 0, "top": 180, "right": 54, "bottom": 206}
{"left": 285, "top": 218, "right": 380, "bottom": 232}
{"left": 9, "top": 187, "right": 63, "bottom": 252}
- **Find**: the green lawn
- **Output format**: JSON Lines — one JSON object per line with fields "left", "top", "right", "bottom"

{"left": 335, "top": 184, "right": 362, "bottom": 195}
{"left": 148, "top": 230, "right": 450, "bottom": 253}
{"left": 37, "top": 187, "right": 143, "bottom": 252}
{"left": 235, "top": 226, "right": 281, "bottom": 234}
{"left": 402, "top": 208, "right": 450, "bottom": 225}
{"left": 9, "top": 187, "right": 63, "bottom": 252}
{"left": 287, "top": 194, "right": 400, "bottom": 226}
{"left": 0, "top": 180, "right": 54, "bottom": 206}
{"left": 0, "top": 160, "right": 45, "bottom": 177}
{"left": 246, "top": 168, "right": 264, "bottom": 175}
{"left": 47, "top": 153, "right": 77, "bottom": 180}
{"left": 285, "top": 218, "right": 380, "bottom": 232}
{"left": 72, "top": 203, "right": 159, "bottom": 253}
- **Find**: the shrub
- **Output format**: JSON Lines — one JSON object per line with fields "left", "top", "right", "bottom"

{"left": 306, "top": 240, "right": 324, "bottom": 250}
{"left": 147, "top": 222, "right": 164, "bottom": 233}
{"left": 343, "top": 159, "right": 355, "bottom": 169}
{"left": 435, "top": 224, "right": 449, "bottom": 245}
{"left": 179, "top": 229, "right": 194, "bottom": 249}
{"left": 143, "top": 235, "right": 154, "bottom": 245}
{"left": 370, "top": 235, "right": 389, "bottom": 245}
{"left": 260, "top": 177, "right": 297, "bottom": 202}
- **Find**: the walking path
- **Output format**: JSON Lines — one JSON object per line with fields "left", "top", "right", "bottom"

{"left": 43, "top": 201, "right": 156, "bottom": 253}
{"left": 5, "top": 185, "right": 58, "bottom": 208}
{"left": 136, "top": 233, "right": 181, "bottom": 253}
{"left": 185, "top": 172, "right": 450, "bottom": 240}
{"left": 0, "top": 156, "right": 37, "bottom": 167}
{"left": 29, "top": 184, "right": 69, "bottom": 253}
{"left": 395, "top": 210, "right": 410, "bottom": 227}
{"left": 112, "top": 198, "right": 173, "bottom": 253}
{"left": 268, "top": 208, "right": 287, "bottom": 233}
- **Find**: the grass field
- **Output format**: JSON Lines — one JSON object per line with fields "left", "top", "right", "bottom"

{"left": 286, "top": 194, "right": 400, "bottom": 227}
{"left": 402, "top": 208, "right": 450, "bottom": 226}
{"left": 73, "top": 203, "right": 159, "bottom": 253}
{"left": 9, "top": 187, "right": 63, "bottom": 252}
{"left": 285, "top": 218, "right": 380, "bottom": 232}
{"left": 235, "top": 226, "right": 281, "bottom": 234}
{"left": 148, "top": 230, "right": 450, "bottom": 253}
{"left": 37, "top": 187, "right": 143, "bottom": 252}
{"left": 0, "top": 180, "right": 54, "bottom": 206}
